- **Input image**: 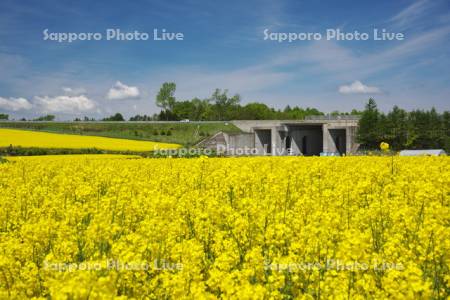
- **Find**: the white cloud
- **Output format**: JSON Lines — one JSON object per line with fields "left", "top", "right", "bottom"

{"left": 390, "top": 0, "right": 432, "bottom": 29}
{"left": 338, "top": 81, "right": 382, "bottom": 94}
{"left": 0, "top": 97, "right": 32, "bottom": 111}
{"left": 62, "top": 87, "right": 86, "bottom": 96}
{"left": 35, "top": 95, "right": 95, "bottom": 113}
{"left": 107, "top": 81, "right": 140, "bottom": 100}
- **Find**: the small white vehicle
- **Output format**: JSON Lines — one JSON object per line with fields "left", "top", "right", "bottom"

{"left": 180, "top": 119, "right": 190, "bottom": 123}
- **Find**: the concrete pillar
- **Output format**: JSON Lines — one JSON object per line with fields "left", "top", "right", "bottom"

{"left": 271, "top": 128, "right": 279, "bottom": 156}
{"left": 322, "top": 124, "right": 328, "bottom": 153}
{"left": 345, "top": 127, "right": 352, "bottom": 155}
{"left": 254, "top": 130, "right": 264, "bottom": 155}
{"left": 345, "top": 126, "right": 359, "bottom": 154}
{"left": 322, "top": 124, "right": 335, "bottom": 153}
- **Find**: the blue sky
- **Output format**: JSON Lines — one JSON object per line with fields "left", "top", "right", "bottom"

{"left": 0, "top": 0, "right": 449, "bottom": 119}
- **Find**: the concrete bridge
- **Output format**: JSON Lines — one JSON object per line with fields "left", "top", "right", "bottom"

{"left": 198, "top": 116, "right": 360, "bottom": 156}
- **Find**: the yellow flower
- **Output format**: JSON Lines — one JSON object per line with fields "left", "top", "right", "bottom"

{"left": 0, "top": 155, "right": 448, "bottom": 299}
{"left": 380, "top": 142, "right": 390, "bottom": 151}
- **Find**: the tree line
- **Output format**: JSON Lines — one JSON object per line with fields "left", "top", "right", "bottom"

{"left": 0, "top": 114, "right": 56, "bottom": 121}
{"left": 357, "top": 99, "right": 449, "bottom": 152}
{"left": 148, "top": 82, "right": 326, "bottom": 121}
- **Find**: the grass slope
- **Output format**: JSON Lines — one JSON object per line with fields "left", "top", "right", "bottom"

{"left": 0, "top": 121, "right": 241, "bottom": 146}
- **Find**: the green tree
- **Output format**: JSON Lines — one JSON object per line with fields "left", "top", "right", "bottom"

{"left": 210, "top": 89, "right": 240, "bottom": 120}
{"left": 350, "top": 109, "right": 363, "bottom": 115}
{"left": 409, "top": 108, "right": 444, "bottom": 149}
{"left": 357, "top": 98, "right": 380, "bottom": 149}
{"left": 384, "top": 105, "right": 408, "bottom": 149}
{"left": 190, "top": 98, "right": 211, "bottom": 121}
{"left": 129, "top": 114, "right": 154, "bottom": 121}
{"left": 34, "top": 115, "right": 55, "bottom": 121}
{"left": 0, "top": 114, "right": 8, "bottom": 120}
{"left": 330, "top": 110, "right": 340, "bottom": 116}
{"left": 283, "top": 105, "right": 292, "bottom": 113}
{"left": 102, "top": 113, "right": 125, "bottom": 121}
{"left": 442, "top": 111, "right": 450, "bottom": 152}
{"left": 173, "top": 100, "right": 195, "bottom": 120}
{"left": 240, "top": 102, "right": 273, "bottom": 120}
{"left": 156, "top": 82, "right": 177, "bottom": 120}
{"left": 279, "top": 106, "right": 323, "bottom": 120}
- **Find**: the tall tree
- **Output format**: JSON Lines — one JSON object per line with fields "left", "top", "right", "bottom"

{"left": 357, "top": 98, "right": 380, "bottom": 149}
{"left": 156, "top": 82, "right": 177, "bottom": 120}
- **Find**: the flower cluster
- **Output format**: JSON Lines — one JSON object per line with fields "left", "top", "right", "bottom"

{"left": 380, "top": 142, "right": 390, "bottom": 152}
{"left": 0, "top": 155, "right": 449, "bottom": 299}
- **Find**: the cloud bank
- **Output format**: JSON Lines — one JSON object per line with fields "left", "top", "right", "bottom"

{"left": 338, "top": 81, "right": 382, "bottom": 94}
{"left": 107, "top": 81, "right": 140, "bottom": 100}
{"left": 0, "top": 97, "right": 32, "bottom": 111}
{"left": 35, "top": 95, "right": 95, "bottom": 113}
{"left": 62, "top": 87, "right": 87, "bottom": 96}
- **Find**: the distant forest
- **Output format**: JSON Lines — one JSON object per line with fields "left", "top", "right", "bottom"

{"left": 357, "top": 99, "right": 449, "bottom": 152}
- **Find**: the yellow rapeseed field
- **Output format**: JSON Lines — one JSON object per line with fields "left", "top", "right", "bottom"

{"left": 0, "top": 129, "right": 180, "bottom": 151}
{"left": 0, "top": 155, "right": 449, "bottom": 299}
{"left": 4, "top": 154, "right": 142, "bottom": 162}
